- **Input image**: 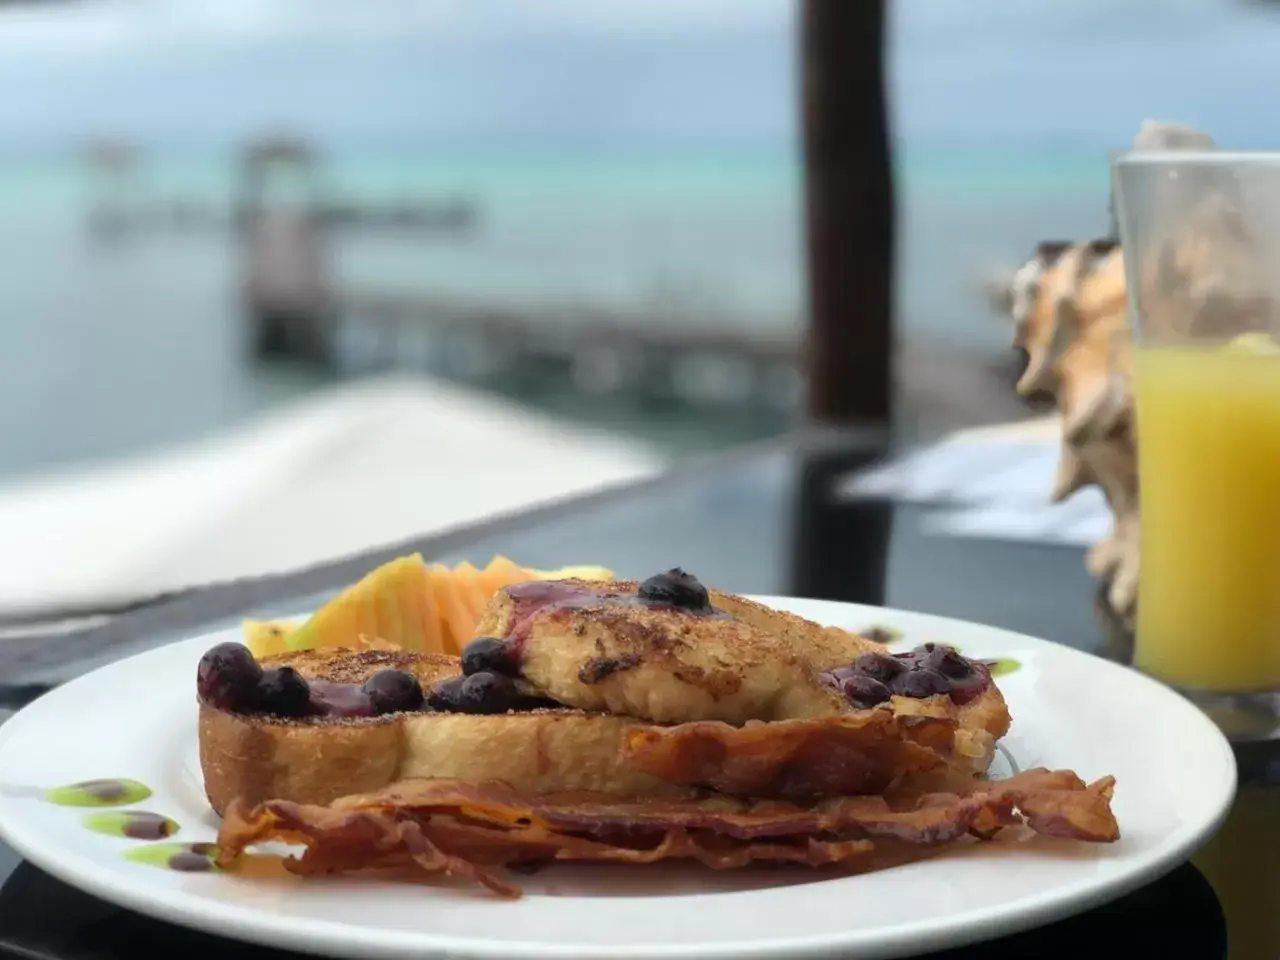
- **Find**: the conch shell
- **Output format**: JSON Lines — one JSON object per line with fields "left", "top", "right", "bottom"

{"left": 987, "top": 121, "right": 1269, "bottom": 620}
{"left": 990, "top": 239, "right": 1138, "bottom": 618}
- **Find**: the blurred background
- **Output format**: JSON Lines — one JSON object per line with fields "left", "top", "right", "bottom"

{"left": 1, "top": 0, "right": 1277, "bottom": 613}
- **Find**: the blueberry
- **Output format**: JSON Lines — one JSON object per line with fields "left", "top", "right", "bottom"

{"left": 362, "top": 669, "right": 425, "bottom": 715}
{"left": 461, "top": 636, "right": 519, "bottom": 677}
{"left": 920, "top": 644, "right": 972, "bottom": 680}
{"left": 894, "top": 669, "right": 952, "bottom": 699}
{"left": 258, "top": 666, "right": 311, "bottom": 717}
{"left": 851, "top": 652, "right": 906, "bottom": 684}
{"left": 196, "top": 642, "right": 263, "bottom": 712}
{"left": 427, "top": 676, "right": 466, "bottom": 711}
{"left": 458, "top": 672, "right": 520, "bottom": 714}
{"left": 841, "top": 675, "right": 892, "bottom": 708}
{"left": 637, "top": 568, "right": 710, "bottom": 611}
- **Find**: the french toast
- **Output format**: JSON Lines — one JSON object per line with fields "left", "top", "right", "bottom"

{"left": 198, "top": 571, "right": 1012, "bottom": 817}
{"left": 199, "top": 647, "right": 695, "bottom": 816}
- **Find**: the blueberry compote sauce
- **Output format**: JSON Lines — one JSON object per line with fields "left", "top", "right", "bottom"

{"left": 502, "top": 568, "right": 729, "bottom": 648}
{"left": 821, "top": 643, "right": 990, "bottom": 709}
{"left": 195, "top": 642, "right": 425, "bottom": 720}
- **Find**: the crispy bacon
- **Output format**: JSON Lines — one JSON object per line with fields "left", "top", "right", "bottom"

{"left": 621, "top": 710, "right": 958, "bottom": 800}
{"left": 215, "top": 769, "right": 1118, "bottom": 898}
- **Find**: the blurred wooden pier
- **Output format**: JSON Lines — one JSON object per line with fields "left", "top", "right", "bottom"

{"left": 343, "top": 292, "right": 801, "bottom": 408}
{"left": 248, "top": 283, "right": 805, "bottom": 414}
{"left": 233, "top": 137, "right": 806, "bottom": 414}
{"left": 245, "top": 279, "right": 1033, "bottom": 434}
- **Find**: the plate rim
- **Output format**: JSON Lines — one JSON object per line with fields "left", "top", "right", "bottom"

{"left": 0, "top": 596, "right": 1239, "bottom": 960}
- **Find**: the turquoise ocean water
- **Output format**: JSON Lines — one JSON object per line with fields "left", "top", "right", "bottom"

{"left": 0, "top": 142, "right": 1112, "bottom": 477}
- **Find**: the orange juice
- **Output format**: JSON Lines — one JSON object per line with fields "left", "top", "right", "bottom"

{"left": 1134, "top": 339, "right": 1280, "bottom": 690}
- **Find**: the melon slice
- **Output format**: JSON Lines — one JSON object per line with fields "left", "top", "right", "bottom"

{"left": 242, "top": 619, "right": 301, "bottom": 659}
{"left": 452, "top": 562, "right": 488, "bottom": 623}
{"left": 422, "top": 563, "right": 462, "bottom": 656}
{"left": 243, "top": 619, "right": 400, "bottom": 659}
{"left": 477, "top": 555, "right": 528, "bottom": 594}
{"left": 241, "top": 554, "right": 615, "bottom": 657}
{"left": 284, "top": 554, "right": 434, "bottom": 653}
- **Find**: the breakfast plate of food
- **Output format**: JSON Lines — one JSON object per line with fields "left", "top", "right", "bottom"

{"left": 0, "top": 556, "right": 1236, "bottom": 960}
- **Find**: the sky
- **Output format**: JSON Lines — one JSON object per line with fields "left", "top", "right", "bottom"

{"left": 0, "top": 0, "right": 794, "bottom": 151}
{"left": 2, "top": 0, "right": 1280, "bottom": 153}
{"left": 0, "top": 0, "right": 785, "bottom": 49}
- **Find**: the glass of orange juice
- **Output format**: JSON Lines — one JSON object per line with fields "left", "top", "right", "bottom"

{"left": 1113, "top": 150, "right": 1280, "bottom": 736}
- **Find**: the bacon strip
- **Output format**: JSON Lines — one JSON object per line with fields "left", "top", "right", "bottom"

{"left": 621, "top": 710, "right": 957, "bottom": 800}
{"left": 215, "top": 769, "right": 1118, "bottom": 898}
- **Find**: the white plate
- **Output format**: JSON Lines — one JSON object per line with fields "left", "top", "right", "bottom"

{"left": 0, "top": 598, "right": 1236, "bottom": 960}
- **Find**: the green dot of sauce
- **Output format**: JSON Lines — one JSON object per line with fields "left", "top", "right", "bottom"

{"left": 44, "top": 779, "right": 152, "bottom": 807}
{"left": 987, "top": 657, "right": 1022, "bottom": 677}
{"left": 83, "top": 810, "right": 179, "bottom": 840}
{"left": 862, "top": 625, "right": 904, "bottom": 644}
{"left": 124, "top": 842, "right": 221, "bottom": 872}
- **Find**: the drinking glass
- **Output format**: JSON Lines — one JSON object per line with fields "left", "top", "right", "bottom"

{"left": 1113, "top": 150, "right": 1280, "bottom": 737}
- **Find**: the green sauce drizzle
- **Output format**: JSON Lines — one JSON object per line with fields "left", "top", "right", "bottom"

{"left": 124, "top": 842, "right": 220, "bottom": 872}
{"left": 44, "top": 779, "right": 152, "bottom": 807}
{"left": 84, "top": 810, "right": 179, "bottom": 840}
{"left": 987, "top": 657, "right": 1022, "bottom": 677}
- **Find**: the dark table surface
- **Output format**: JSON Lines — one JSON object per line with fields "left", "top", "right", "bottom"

{"left": 0, "top": 428, "right": 1262, "bottom": 959}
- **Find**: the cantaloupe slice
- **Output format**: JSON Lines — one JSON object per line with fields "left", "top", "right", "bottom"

{"left": 414, "top": 572, "right": 446, "bottom": 655}
{"left": 241, "top": 554, "right": 614, "bottom": 657}
{"left": 431, "top": 562, "right": 480, "bottom": 656}
{"left": 428, "top": 562, "right": 464, "bottom": 656}
{"left": 452, "top": 562, "right": 488, "bottom": 623}
{"left": 284, "top": 554, "right": 433, "bottom": 653}
{"left": 477, "top": 555, "right": 527, "bottom": 594}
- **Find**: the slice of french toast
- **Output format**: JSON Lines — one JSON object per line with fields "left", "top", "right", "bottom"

{"left": 472, "top": 574, "right": 1009, "bottom": 788}
{"left": 198, "top": 572, "right": 1011, "bottom": 817}
{"left": 199, "top": 648, "right": 692, "bottom": 817}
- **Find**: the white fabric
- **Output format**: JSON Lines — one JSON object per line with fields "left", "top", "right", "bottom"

{"left": 0, "top": 375, "right": 665, "bottom": 614}
{"left": 839, "top": 415, "right": 1113, "bottom": 548}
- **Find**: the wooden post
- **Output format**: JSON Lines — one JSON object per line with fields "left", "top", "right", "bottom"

{"left": 800, "top": 0, "right": 895, "bottom": 426}
{"left": 789, "top": 426, "right": 894, "bottom": 605}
